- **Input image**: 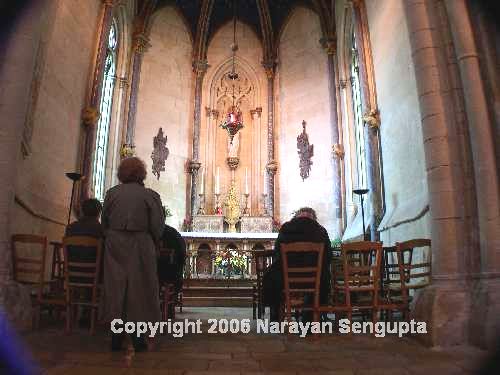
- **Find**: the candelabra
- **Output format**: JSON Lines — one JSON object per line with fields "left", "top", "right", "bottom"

{"left": 353, "top": 188, "right": 369, "bottom": 240}
{"left": 261, "top": 193, "right": 268, "bottom": 216}
{"left": 214, "top": 193, "right": 222, "bottom": 215}
{"left": 242, "top": 193, "right": 250, "bottom": 216}
{"left": 65, "top": 172, "right": 83, "bottom": 225}
{"left": 197, "top": 193, "right": 205, "bottom": 215}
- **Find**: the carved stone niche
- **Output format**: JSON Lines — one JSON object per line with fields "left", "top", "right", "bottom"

{"left": 192, "top": 215, "right": 224, "bottom": 233}
{"left": 240, "top": 216, "right": 273, "bottom": 233}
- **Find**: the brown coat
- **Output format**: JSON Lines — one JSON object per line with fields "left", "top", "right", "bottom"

{"left": 100, "top": 182, "right": 164, "bottom": 322}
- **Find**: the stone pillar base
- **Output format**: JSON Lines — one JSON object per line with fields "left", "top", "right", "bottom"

{"left": 410, "top": 280, "right": 471, "bottom": 347}
{"left": 469, "top": 277, "right": 500, "bottom": 349}
{"left": 0, "top": 280, "right": 33, "bottom": 332}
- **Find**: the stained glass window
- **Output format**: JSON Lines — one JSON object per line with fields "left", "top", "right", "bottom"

{"left": 350, "top": 30, "right": 367, "bottom": 190}
{"left": 93, "top": 21, "right": 117, "bottom": 201}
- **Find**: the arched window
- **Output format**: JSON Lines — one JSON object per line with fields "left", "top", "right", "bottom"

{"left": 92, "top": 21, "right": 118, "bottom": 201}
{"left": 350, "top": 30, "right": 367, "bottom": 190}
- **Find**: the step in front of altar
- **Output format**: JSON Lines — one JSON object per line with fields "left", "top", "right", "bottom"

{"left": 182, "top": 279, "right": 254, "bottom": 307}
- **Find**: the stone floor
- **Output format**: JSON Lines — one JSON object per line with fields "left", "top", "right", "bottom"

{"left": 13, "top": 308, "right": 492, "bottom": 374}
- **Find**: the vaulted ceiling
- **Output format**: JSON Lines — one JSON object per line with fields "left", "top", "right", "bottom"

{"left": 139, "top": 0, "right": 336, "bottom": 62}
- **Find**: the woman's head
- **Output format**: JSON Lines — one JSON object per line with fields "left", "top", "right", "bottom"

{"left": 117, "top": 157, "right": 147, "bottom": 184}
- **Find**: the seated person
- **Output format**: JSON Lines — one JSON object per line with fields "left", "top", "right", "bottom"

{"left": 65, "top": 198, "right": 104, "bottom": 325}
{"left": 262, "top": 207, "right": 332, "bottom": 322}
{"left": 157, "top": 224, "right": 186, "bottom": 295}
{"left": 65, "top": 198, "right": 104, "bottom": 252}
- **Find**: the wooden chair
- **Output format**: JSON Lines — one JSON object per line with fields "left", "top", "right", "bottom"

{"left": 252, "top": 249, "right": 274, "bottom": 319}
{"left": 63, "top": 236, "right": 102, "bottom": 335}
{"left": 158, "top": 248, "right": 184, "bottom": 319}
{"left": 318, "top": 241, "right": 383, "bottom": 325}
{"left": 380, "top": 239, "right": 431, "bottom": 320}
{"left": 11, "top": 234, "right": 64, "bottom": 328}
{"left": 281, "top": 242, "right": 324, "bottom": 323}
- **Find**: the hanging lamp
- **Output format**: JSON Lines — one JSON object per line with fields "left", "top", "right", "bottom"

{"left": 220, "top": 0, "right": 243, "bottom": 144}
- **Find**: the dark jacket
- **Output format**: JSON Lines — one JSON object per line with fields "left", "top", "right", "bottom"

{"left": 157, "top": 225, "right": 186, "bottom": 293}
{"left": 263, "top": 217, "right": 332, "bottom": 305}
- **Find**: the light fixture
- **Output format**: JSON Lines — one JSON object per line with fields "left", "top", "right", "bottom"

{"left": 220, "top": 0, "right": 243, "bottom": 144}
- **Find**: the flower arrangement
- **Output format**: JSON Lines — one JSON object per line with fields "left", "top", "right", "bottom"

{"left": 213, "top": 249, "right": 247, "bottom": 277}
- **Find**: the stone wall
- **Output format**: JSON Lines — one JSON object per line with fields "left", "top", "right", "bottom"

{"left": 11, "top": 0, "right": 102, "bottom": 260}
{"left": 277, "top": 7, "right": 336, "bottom": 235}
{"left": 364, "top": 0, "right": 430, "bottom": 244}
{"left": 135, "top": 6, "right": 193, "bottom": 229}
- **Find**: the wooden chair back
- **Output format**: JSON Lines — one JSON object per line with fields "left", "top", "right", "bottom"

{"left": 280, "top": 242, "right": 324, "bottom": 322}
{"left": 339, "top": 241, "right": 383, "bottom": 310}
{"left": 62, "top": 236, "right": 102, "bottom": 334}
{"left": 396, "top": 239, "right": 431, "bottom": 290}
{"left": 11, "top": 234, "right": 48, "bottom": 301}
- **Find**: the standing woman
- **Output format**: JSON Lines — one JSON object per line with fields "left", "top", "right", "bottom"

{"left": 100, "top": 157, "right": 164, "bottom": 351}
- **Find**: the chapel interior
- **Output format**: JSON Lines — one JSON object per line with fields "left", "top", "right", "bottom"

{"left": 0, "top": 0, "right": 499, "bottom": 373}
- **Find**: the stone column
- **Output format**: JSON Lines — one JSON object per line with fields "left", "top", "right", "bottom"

{"left": 352, "top": 1, "right": 383, "bottom": 240}
{"left": 80, "top": 0, "right": 117, "bottom": 200}
{"left": 403, "top": 0, "right": 471, "bottom": 347}
{"left": 0, "top": 0, "right": 50, "bottom": 330}
{"left": 262, "top": 61, "right": 277, "bottom": 218}
{"left": 321, "top": 37, "right": 343, "bottom": 239}
{"left": 189, "top": 60, "right": 208, "bottom": 217}
{"left": 444, "top": 0, "right": 500, "bottom": 349}
{"left": 123, "top": 32, "right": 151, "bottom": 148}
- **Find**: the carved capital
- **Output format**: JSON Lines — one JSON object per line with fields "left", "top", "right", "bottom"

{"left": 193, "top": 59, "right": 209, "bottom": 77}
{"left": 266, "top": 160, "right": 278, "bottom": 175}
{"left": 102, "top": 0, "right": 120, "bottom": 6}
{"left": 262, "top": 60, "right": 276, "bottom": 79}
{"left": 250, "top": 107, "right": 262, "bottom": 118}
{"left": 332, "top": 143, "right": 345, "bottom": 160}
{"left": 133, "top": 33, "right": 151, "bottom": 54}
{"left": 363, "top": 108, "right": 381, "bottom": 129}
{"left": 119, "top": 76, "right": 129, "bottom": 89}
{"left": 205, "top": 106, "right": 211, "bottom": 117}
{"left": 211, "top": 109, "right": 219, "bottom": 119}
{"left": 120, "top": 143, "right": 135, "bottom": 159}
{"left": 188, "top": 160, "right": 202, "bottom": 173}
{"left": 338, "top": 79, "right": 348, "bottom": 89}
{"left": 320, "top": 37, "right": 337, "bottom": 55}
{"left": 81, "top": 106, "right": 100, "bottom": 127}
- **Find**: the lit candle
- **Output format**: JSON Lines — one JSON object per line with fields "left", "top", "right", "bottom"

{"left": 245, "top": 167, "right": 249, "bottom": 195}
{"left": 215, "top": 167, "right": 220, "bottom": 194}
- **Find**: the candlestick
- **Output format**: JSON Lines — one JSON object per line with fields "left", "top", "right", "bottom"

{"left": 215, "top": 167, "right": 220, "bottom": 194}
{"left": 242, "top": 193, "right": 250, "bottom": 216}
{"left": 214, "top": 193, "right": 222, "bottom": 215}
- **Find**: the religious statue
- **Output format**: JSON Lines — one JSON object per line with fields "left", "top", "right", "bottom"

{"left": 297, "top": 120, "right": 313, "bottom": 181}
{"left": 151, "top": 127, "right": 169, "bottom": 180}
{"left": 227, "top": 130, "right": 240, "bottom": 158}
{"left": 223, "top": 181, "right": 241, "bottom": 233}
